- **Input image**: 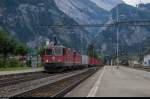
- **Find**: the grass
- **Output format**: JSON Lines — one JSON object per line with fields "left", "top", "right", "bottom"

{"left": 0, "top": 66, "right": 33, "bottom": 72}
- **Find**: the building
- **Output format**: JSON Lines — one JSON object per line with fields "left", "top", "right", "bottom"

{"left": 143, "top": 55, "right": 150, "bottom": 67}
{"left": 27, "top": 48, "right": 41, "bottom": 68}
{"left": 143, "top": 49, "right": 150, "bottom": 67}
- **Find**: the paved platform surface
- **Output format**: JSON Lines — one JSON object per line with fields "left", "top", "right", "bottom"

{"left": 65, "top": 66, "right": 150, "bottom": 97}
{"left": 0, "top": 67, "right": 44, "bottom": 75}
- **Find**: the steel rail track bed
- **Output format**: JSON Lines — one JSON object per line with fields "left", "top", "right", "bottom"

{"left": 12, "top": 67, "right": 101, "bottom": 97}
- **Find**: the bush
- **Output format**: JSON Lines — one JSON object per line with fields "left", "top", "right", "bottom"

{"left": 26, "top": 60, "right": 32, "bottom": 67}
{"left": 0, "top": 59, "right": 3, "bottom": 68}
{"left": 6, "top": 58, "right": 22, "bottom": 67}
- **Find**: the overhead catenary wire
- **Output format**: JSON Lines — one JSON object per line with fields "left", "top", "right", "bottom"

{"left": 39, "top": 20, "right": 150, "bottom": 28}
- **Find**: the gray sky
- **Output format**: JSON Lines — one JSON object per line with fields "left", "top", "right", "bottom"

{"left": 123, "top": 0, "right": 150, "bottom": 6}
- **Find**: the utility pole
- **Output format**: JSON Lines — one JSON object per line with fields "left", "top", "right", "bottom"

{"left": 80, "top": 9, "right": 84, "bottom": 54}
{"left": 80, "top": 8, "right": 87, "bottom": 54}
{"left": 80, "top": 8, "right": 89, "bottom": 55}
{"left": 135, "top": 3, "right": 142, "bottom": 64}
{"left": 116, "top": 5, "right": 119, "bottom": 68}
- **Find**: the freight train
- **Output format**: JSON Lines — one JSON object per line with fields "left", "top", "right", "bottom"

{"left": 41, "top": 45, "right": 103, "bottom": 73}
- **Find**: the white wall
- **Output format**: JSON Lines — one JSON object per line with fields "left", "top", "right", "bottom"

{"left": 143, "top": 55, "right": 150, "bottom": 66}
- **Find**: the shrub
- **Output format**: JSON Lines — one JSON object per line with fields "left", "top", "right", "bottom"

{"left": 0, "top": 59, "right": 3, "bottom": 68}
{"left": 6, "top": 58, "right": 22, "bottom": 67}
{"left": 26, "top": 60, "right": 32, "bottom": 67}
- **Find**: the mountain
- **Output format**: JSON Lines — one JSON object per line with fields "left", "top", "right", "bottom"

{"left": 95, "top": 3, "right": 150, "bottom": 55}
{"left": 0, "top": 0, "right": 150, "bottom": 56}
{"left": 90, "top": 0, "right": 124, "bottom": 11}
{"left": 54, "top": 0, "right": 109, "bottom": 24}
{"left": 0, "top": 0, "right": 91, "bottom": 52}
{"left": 54, "top": 0, "right": 110, "bottom": 35}
{"left": 54, "top": 0, "right": 150, "bottom": 55}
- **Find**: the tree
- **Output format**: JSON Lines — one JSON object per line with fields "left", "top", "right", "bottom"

{"left": 16, "top": 43, "right": 28, "bottom": 56}
{"left": 0, "top": 30, "right": 9, "bottom": 54}
{"left": 88, "top": 43, "right": 100, "bottom": 59}
{"left": 17, "top": 43, "right": 28, "bottom": 59}
{"left": 38, "top": 48, "right": 45, "bottom": 57}
{"left": 0, "top": 30, "right": 28, "bottom": 67}
{"left": 9, "top": 39, "right": 18, "bottom": 55}
{"left": 88, "top": 44, "right": 94, "bottom": 58}
{"left": 0, "top": 30, "right": 14, "bottom": 67}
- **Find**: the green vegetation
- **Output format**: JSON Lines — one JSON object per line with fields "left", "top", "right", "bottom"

{"left": 98, "top": 53, "right": 105, "bottom": 60}
{"left": 0, "top": 66, "right": 32, "bottom": 71}
{"left": 88, "top": 44, "right": 102, "bottom": 60}
{"left": 38, "top": 48, "right": 45, "bottom": 57}
{"left": 0, "top": 30, "right": 28, "bottom": 69}
{"left": 88, "top": 44, "right": 95, "bottom": 58}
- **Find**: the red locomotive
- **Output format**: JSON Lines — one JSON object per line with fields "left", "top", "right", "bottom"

{"left": 41, "top": 44, "right": 102, "bottom": 73}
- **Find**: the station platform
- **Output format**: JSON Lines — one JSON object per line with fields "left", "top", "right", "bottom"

{"left": 0, "top": 67, "right": 44, "bottom": 76}
{"left": 65, "top": 66, "right": 150, "bottom": 97}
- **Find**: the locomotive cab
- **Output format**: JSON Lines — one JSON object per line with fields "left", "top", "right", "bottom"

{"left": 43, "top": 46, "right": 66, "bottom": 72}
{"left": 43, "top": 46, "right": 64, "bottom": 64}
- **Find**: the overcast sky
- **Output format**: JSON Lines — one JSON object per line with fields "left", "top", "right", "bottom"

{"left": 123, "top": 0, "right": 150, "bottom": 6}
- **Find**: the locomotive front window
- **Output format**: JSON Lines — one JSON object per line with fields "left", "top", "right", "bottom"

{"left": 45, "top": 49, "right": 53, "bottom": 55}
{"left": 63, "top": 48, "right": 66, "bottom": 55}
{"left": 54, "top": 48, "right": 63, "bottom": 56}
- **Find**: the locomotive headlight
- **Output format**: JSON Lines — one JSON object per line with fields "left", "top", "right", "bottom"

{"left": 46, "top": 60, "right": 49, "bottom": 63}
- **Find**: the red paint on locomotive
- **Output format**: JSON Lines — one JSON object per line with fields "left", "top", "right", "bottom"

{"left": 42, "top": 46, "right": 82, "bottom": 65}
{"left": 43, "top": 47, "right": 64, "bottom": 64}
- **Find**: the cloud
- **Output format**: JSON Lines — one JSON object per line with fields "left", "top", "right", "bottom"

{"left": 123, "top": 0, "right": 150, "bottom": 6}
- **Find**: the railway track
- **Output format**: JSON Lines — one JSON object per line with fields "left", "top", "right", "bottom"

{"left": 0, "top": 71, "right": 44, "bottom": 79}
{"left": 11, "top": 67, "right": 100, "bottom": 97}
{"left": 0, "top": 72, "right": 54, "bottom": 88}
{"left": 0, "top": 69, "right": 80, "bottom": 88}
